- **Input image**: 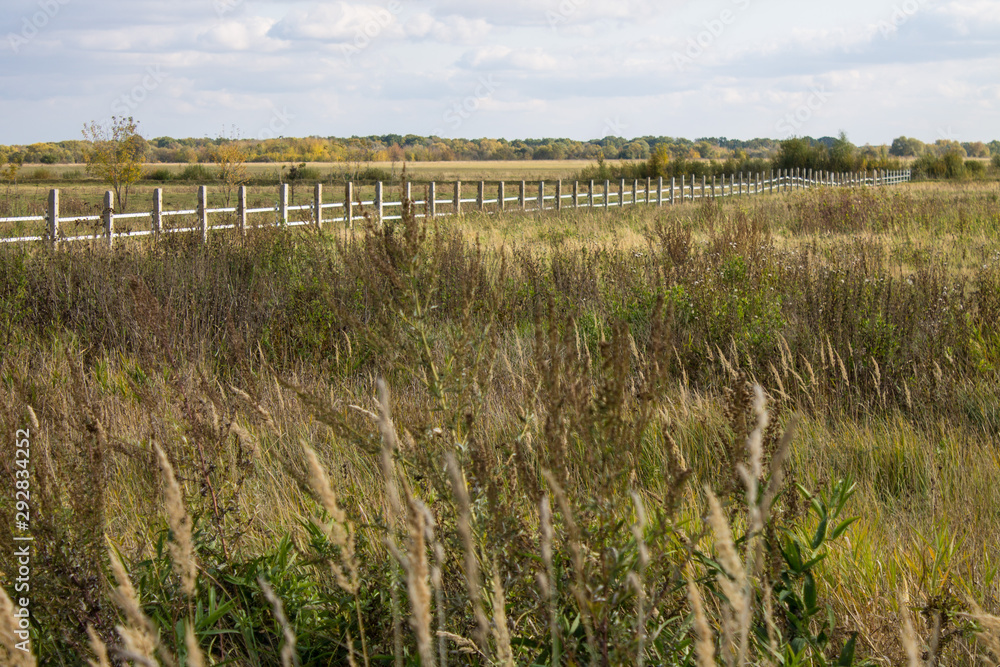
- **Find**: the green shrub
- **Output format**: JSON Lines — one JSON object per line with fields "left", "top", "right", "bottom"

{"left": 145, "top": 167, "right": 173, "bottom": 181}
{"left": 965, "top": 159, "right": 986, "bottom": 178}
{"left": 286, "top": 162, "right": 320, "bottom": 182}
{"left": 177, "top": 164, "right": 215, "bottom": 182}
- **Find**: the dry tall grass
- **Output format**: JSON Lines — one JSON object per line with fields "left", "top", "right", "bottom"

{"left": 1, "top": 183, "right": 998, "bottom": 665}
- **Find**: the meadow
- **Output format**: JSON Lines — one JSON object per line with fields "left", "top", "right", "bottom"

{"left": 1, "top": 180, "right": 1000, "bottom": 666}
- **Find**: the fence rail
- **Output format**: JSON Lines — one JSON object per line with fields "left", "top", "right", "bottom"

{"left": 0, "top": 167, "right": 912, "bottom": 247}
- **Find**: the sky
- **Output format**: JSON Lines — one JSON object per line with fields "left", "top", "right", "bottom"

{"left": 1, "top": 0, "right": 998, "bottom": 146}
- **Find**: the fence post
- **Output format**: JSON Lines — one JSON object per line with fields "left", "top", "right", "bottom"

{"left": 538, "top": 181, "right": 545, "bottom": 212}
{"left": 237, "top": 185, "right": 246, "bottom": 237}
{"left": 689, "top": 175, "right": 694, "bottom": 202}
{"left": 498, "top": 181, "right": 505, "bottom": 211}
{"left": 657, "top": 177, "right": 663, "bottom": 206}
{"left": 711, "top": 175, "right": 716, "bottom": 200}
{"left": 454, "top": 180, "right": 462, "bottom": 215}
{"left": 345, "top": 182, "right": 354, "bottom": 229}
{"left": 670, "top": 177, "right": 676, "bottom": 205}
{"left": 520, "top": 181, "right": 526, "bottom": 210}
{"left": 573, "top": 180, "right": 579, "bottom": 208}
{"left": 375, "top": 181, "right": 384, "bottom": 224}
{"left": 477, "top": 181, "right": 484, "bottom": 210}
{"left": 701, "top": 175, "right": 707, "bottom": 201}
{"left": 278, "top": 183, "right": 289, "bottom": 225}
{"left": 556, "top": 179, "right": 562, "bottom": 211}
{"left": 645, "top": 177, "right": 651, "bottom": 205}
{"left": 429, "top": 182, "right": 436, "bottom": 218}
{"left": 680, "top": 175, "right": 685, "bottom": 203}
{"left": 589, "top": 180, "right": 595, "bottom": 208}
{"left": 314, "top": 183, "right": 323, "bottom": 229}
{"left": 48, "top": 188, "right": 59, "bottom": 248}
{"left": 619, "top": 178, "right": 625, "bottom": 207}
{"left": 198, "top": 185, "right": 209, "bottom": 243}
{"left": 604, "top": 179, "right": 610, "bottom": 209}
{"left": 152, "top": 187, "right": 163, "bottom": 237}
{"left": 104, "top": 190, "right": 114, "bottom": 249}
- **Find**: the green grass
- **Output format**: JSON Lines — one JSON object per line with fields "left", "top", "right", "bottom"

{"left": 1, "top": 184, "right": 999, "bottom": 665}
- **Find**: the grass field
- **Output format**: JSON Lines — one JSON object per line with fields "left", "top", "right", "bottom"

{"left": 2, "top": 182, "right": 1000, "bottom": 665}
{"left": 9, "top": 160, "right": 632, "bottom": 183}
{"left": 0, "top": 160, "right": 635, "bottom": 236}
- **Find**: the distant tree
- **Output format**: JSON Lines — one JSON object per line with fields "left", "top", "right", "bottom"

{"left": 82, "top": 116, "right": 146, "bottom": 212}
{"left": 932, "top": 139, "right": 965, "bottom": 157}
{"left": 1, "top": 151, "right": 24, "bottom": 184}
{"left": 889, "top": 136, "right": 924, "bottom": 157}
{"left": 964, "top": 141, "right": 989, "bottom": 158}
{"left": 621, "top": 140, "right": 650, "bottom": 160}
{"left": 989, "top": 140, "right": 1000, "bottom": 156}
{"left": 647, "top": 144, "right": 670, "bottom": 178}
{"left": 773, "top": 137, "right": 823, "bottom": 170}
{"left": 828, "top": 132, "right": 857, "bottom": 172}
{"left": 213, "top": 127, "right": 250, "bottom": 208}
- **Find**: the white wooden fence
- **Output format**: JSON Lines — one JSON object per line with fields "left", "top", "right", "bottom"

{"left": 0, "top": 168, "right": 912, "bottom": 247}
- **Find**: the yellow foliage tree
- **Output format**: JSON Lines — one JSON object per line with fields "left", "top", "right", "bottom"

{"left": 82, "top": 116, "right": 146, "bottom": 212}
{"left": 213, "top": 128, "right": 251, "bottom": 208}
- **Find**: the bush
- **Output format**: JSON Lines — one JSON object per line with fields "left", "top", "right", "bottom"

{"left": 145, "top": 167, "right": 173, "bottom": 181}
{"left": 328, "top": 166, "right": 393, "bottom": 183}
{"left": 943, "top": 151, "right": 966, "bottom": 179}
{"left": 286, "top": 162, "right": 321, "bottom": 182}
{"left": 913, "top": 151, "right": 969, "bottom": 180}
{"left": 965, "top": 160, "right": 986, "bottom": 178}
{"left": 177, "top": 164, "right": 215, "bottom": 182}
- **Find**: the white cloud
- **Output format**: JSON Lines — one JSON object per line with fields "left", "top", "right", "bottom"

{"left": 199, "top": 17, "right": 285, "bottom": 52}
{"left": 268, "top": 2, "right": 403, "bottom": 42}
{"left": 459, "top": 46, "right": 561, "bottom": 71}
{"left": 0, "top": 0, "right": 997, "bottom": 144}
{"left": 405, "top": 13, "right": 491, "bottom": 43}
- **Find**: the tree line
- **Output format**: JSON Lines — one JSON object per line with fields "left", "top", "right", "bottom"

{"left": 3, "top": 119, "right": 998, "bottom": 215}
{"left": 2, "top": 126, "right": 997, "bottom": 167}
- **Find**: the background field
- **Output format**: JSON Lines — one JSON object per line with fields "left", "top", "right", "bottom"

{"left": 2, "top": 181, "right": 1000, "bottom": 665}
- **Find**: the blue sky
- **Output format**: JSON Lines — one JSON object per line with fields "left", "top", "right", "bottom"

{"left": 1, "top": 0, "right": 997, "bottom": 145}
